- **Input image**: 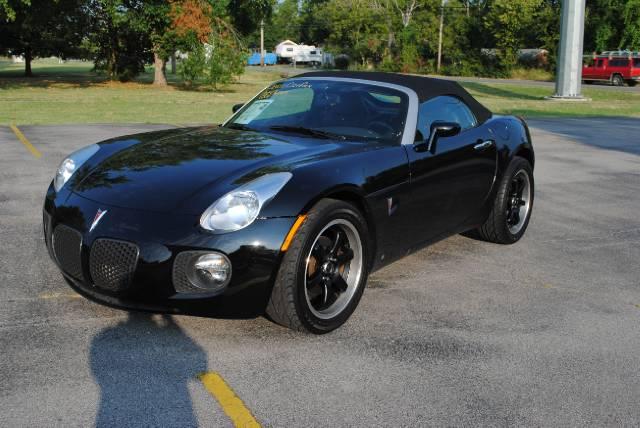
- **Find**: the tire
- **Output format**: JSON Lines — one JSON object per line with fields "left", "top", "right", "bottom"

{"left": 612, "top": 74, "right": 625, "bottom": 86}
{"left": 474, "top": 156, "right": 534, "bottom": 244}
{"left": 266, "top": 198, "right": 370, "bottom": 334}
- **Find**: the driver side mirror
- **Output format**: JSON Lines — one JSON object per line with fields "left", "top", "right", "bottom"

{"left": 415, "top": 121, "right": 461, "bottom": 153}
{"left": 232, "top": 103, "right": 244, "bottom": 113}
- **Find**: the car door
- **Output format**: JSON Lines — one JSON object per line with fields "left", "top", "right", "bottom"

{"left": 403, "top": 96, "right": 497, "bottom": 247}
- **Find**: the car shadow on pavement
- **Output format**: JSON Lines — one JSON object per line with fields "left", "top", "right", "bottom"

{"left": 90, "top": 312, "right": 206, "bottom": 427}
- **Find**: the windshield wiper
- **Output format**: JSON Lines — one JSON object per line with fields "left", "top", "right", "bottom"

{"left": 227, "top": 123, "right": 257, "bottom": 132}
{"left": 268, "top": 125, "right": 346, "bottom": 140}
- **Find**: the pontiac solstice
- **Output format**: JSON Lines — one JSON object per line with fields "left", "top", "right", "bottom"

{"left": 43, "top": 72, "right": 534, "bottom": 333}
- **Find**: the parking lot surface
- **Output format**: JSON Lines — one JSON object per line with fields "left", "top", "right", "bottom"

{"left": 1, "top": 119, "right": 639, "bottom": 426}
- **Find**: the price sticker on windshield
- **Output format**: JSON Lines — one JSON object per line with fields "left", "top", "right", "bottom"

{"left": 235, "top": 99, "right": 273, "bottom": 124}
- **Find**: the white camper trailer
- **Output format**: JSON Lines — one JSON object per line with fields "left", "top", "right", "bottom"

{"left": 275, "top": 40, "right": 325, "bottom": 65}
{"left": 275, "top": 40, "right": 298, "bottom": 60}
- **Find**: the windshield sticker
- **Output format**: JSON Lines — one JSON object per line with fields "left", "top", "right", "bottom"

{"left": 257, "top": 81, "right": 312, "bottom": 100}
{"left": 235, "top": 99, "right": 273, "bottom": 124}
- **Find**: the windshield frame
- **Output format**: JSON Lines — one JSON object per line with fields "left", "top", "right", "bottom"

{"left": 222, "top": 77, "right": 419, "bottom": 146}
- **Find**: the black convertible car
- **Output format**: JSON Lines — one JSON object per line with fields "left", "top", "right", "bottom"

{"left": 43, "top": 72, "right": 534, "bottom": 333}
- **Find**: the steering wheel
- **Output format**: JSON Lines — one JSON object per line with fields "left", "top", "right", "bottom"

{"left": 367, "top": 120, "right": 395, "bottom": 137}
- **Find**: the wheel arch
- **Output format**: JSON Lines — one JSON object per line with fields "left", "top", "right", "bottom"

{"left": 301, "top": 185, "right": 378, "bottom": 270}
{"left": 515, "top": 146, "right": 535, "bottom": 167}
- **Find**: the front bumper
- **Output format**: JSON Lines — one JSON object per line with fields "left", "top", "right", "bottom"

{"left": 43, "top": 185, "right": 296, "bottom": 318}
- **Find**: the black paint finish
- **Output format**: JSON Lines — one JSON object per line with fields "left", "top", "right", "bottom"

{"left": 43, "top": 75, "right": 534, "bottom": 318}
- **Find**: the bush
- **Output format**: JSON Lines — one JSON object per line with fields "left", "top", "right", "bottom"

{"left": 178, "top": 43, "right": 206, "bottom": 86}
{"left": 206, "top": 34, "right": 246, "bottom": 89}
{"left": 334, "top": 54, "right": 350, "bottom": 70}
{"left": 378, "top": 55, "right": 401, "bottom": 72}
{"left": 178, "top": 32, "right": 246, "bottom": 89}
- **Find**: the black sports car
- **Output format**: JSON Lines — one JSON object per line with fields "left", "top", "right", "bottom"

{"left": 43, "top": 72, "right": 534, "bottom": 333}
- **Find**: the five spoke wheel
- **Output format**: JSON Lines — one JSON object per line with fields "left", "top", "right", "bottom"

{"left": 304, "top": 219, "right": 363, "bottom": 320}
{"left": 506, "top": 170, "right": 531, "bottom": 234}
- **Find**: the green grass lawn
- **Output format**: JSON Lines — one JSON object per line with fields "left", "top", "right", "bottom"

{"left": 461, "top": 82, "right": 640, "bottom": 118}
{"left": 1, "top": 59, "right": 639, "bottom": 125}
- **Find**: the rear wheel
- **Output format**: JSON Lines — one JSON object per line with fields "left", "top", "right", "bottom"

{"left": 474, "top": 156, "right": 534, "bottom": 244}
{"left": 612, "top": 74, "right": 625, "bottom": 86}
{"left": 266, "top": 199, "right": 369, "bottom": 334}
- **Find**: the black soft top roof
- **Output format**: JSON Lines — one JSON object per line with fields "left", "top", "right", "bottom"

{"left": 296, "top": 71, "right": 492, "bottom": 124}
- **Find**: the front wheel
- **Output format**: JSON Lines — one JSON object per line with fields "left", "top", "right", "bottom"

{"left": 266, "top": 199, "right": 369, "bottom": 333}
{"left": 474, "top": 156, "right": 534, "bottom": 244}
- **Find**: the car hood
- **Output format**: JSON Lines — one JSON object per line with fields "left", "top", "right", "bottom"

{"left": 70, "top": 126, "right": 339, "bottom": 214}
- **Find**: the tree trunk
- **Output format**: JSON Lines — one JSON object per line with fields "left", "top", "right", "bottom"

{"left": 24, "top": 48, "right": 33, "bottom": 77}
{"left": 153, "top": 51, "right": 168, "bottom": 86}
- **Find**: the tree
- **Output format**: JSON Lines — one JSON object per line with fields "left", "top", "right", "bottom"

{"left": 483, "top": 0, "right": 542, "bottom": 71}
{"left": 0, "top": 0, "right": 27, "bottom": 21}
{"left": 87, "top": 0, "right": 151, "bottom": 81}
{"left": 206, "top": 23, "right": 246, "bottom": 88}
{"left": 531, "top": 0, "right": 561, "bottom": 71}
{"left": 584, "top": 0, "right": 626, "bottom": 52}
{"left": 137, "top": 0, "right": 175, "bottom": 86}
{"left": 621, "top": 0, "right": 640, "bottom": 50}
{"left": 269, "top": 0, "right": 300, "bottom": 44}
{"left": 0, "top": 0, "right": 86, "bottom": 76}
{"left": 299, "top": 0, "right": 331, "bottom": 44}
{"left": 178, "top": 15, "right": 246, "bottom": 89}
{"left": 227, "top": 0, "right": 275, "bottom": 36}
{"left": 318, "top": 0, "right": 387, "bottom": 67}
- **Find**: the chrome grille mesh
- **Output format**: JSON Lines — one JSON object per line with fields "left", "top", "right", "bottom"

{"left": 52, "top": 225, "right": 84, "bottom": 280}
{"left": 172, "top": 251, "right": 202, "bottom": 293}
{"left": 90, "top": 239, "right": 139, "bottom": 292}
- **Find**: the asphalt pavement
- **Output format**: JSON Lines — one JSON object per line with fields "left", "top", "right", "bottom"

{"left": 1, "top": 118, "right": 639, "bottom": 426}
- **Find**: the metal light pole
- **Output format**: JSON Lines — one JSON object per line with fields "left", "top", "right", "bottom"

{"left": 436, "top": 0, "right": 446, "bottom": 73}
{"left": 550, "top": 0, "right": 588, "bottom": 100}
{"left": 260, "top": 19, "right": 265, "bottom": 67}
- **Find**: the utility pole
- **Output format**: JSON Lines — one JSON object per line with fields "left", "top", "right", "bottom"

{"left": 437, "top": 0, "right": 446, "bottom": 73}
{"left": 549, "top": 0, "right": 588, "bottom": 100}
{"left": 260, "top": 19, "right": 265, "bottom": 67}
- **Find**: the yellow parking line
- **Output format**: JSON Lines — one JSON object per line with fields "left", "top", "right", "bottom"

{"left": 38, "top": 291, "right": 83, "bottom": 300}
{"left": 10, "top": 124, "right": 42, "bottom": 158}
{"left": 199, "top": 372, "right": 261, "bottom": 428}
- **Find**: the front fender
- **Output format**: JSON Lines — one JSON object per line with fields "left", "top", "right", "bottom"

{"left": 260, "top": 144, "right": 410, "bottom": 218}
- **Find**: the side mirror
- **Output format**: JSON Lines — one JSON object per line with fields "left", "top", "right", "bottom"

{"left": 232, "top": 103, "right": 244, "bottom": 113}
{"left": 416, "top": 121, "right": 461, "bottom": 153}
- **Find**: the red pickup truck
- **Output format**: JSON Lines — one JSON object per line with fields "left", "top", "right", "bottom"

{"left": 582, "top": 51, "right": 640, "bottom": 87}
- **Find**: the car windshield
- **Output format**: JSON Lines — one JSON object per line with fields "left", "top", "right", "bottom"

{"left": 225, "top": 79, "right": 408, "bottom": 144}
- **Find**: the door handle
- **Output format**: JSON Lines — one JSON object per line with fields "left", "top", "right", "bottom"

{"left": 473, "top": 140, "right": 494, "bottom": 151}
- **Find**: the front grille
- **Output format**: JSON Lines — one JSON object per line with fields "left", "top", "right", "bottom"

{"left": 52, "top": 225, "right": 84, "bottom": 280}
{"left": 90, "top": 239, "right": 139, "bottom": 292}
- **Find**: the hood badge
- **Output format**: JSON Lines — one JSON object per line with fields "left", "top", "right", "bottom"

{"left": 90, "top": 209, "right": 108, "bottom": 232}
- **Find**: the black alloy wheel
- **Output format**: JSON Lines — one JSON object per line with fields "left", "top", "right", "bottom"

{"left": 266, "top": 199, "right": 369, "bottom": 333}
{"left": 473, "top": 156, "right": 534, "bottom": 244}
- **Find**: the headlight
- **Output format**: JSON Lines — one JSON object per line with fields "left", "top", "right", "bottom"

{"left": 200, "top": 172, "right": 293, "bottom": 232}
{"left": 54, "top": 144, "right": 100, "bottom": 192}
